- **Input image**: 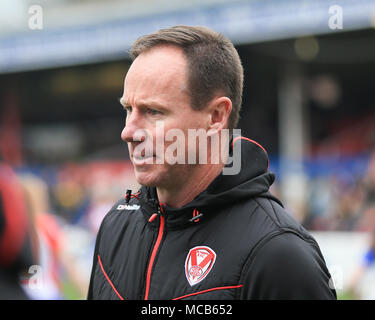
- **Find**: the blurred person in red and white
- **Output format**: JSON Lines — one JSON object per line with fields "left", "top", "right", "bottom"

{"left": 20, "top": 174, "right": 90, "bottom": 299}
{"left": 0, "top": 161, "right": 37, "bottom": 299}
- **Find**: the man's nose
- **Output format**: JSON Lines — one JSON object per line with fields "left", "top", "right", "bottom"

{"left": 121, "top": 110, "right": 146, "bottom": 143}
{"left": 121, "top": 111, "right": 137, "bottom": 143}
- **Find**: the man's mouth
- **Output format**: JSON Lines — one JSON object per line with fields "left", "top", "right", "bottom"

{"left": 132, "top": 154, "right": 156, "bottom": 164}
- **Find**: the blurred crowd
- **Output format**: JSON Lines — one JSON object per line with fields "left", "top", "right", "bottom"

{"left": 302, "top": 150, "right": 375, "bottom": 232}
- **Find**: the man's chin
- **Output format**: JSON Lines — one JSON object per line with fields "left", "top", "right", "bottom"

{"left": 133, "top": 170, "right": 159, "bottom": 187}
{"left": 133, "top": 164, "right": 176, "bottom": 188}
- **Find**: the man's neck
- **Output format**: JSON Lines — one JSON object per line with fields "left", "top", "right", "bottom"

{"left": 156, "top": 163, "right": 224, "bottom": 208}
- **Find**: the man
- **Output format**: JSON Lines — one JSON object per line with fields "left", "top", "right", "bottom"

{"left": 87, "top": 25, "right": 336, "bottom": 300}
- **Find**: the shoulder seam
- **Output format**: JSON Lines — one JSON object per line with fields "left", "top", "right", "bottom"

{"left": 253, "top": 197, "right": 281, "bottom": 229}
{"left": 268, "top": 198, "right": 282, "bottom": 225}
{"left": 248, "top": 202, "right": 260, "bottom": 218}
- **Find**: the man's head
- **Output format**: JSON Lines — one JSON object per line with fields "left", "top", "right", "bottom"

{"left": 129, "top": 25, "right": 243, "bottom": 130}
{"left": 120, "top": 26, "right": 243, "bottom": 189}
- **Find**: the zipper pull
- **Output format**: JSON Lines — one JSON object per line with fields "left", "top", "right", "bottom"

{"left": 148, "top": 213, "right": 158, "bottom": 223}
{"left": 148, "top": 203, "right": 164, "bottom": 223}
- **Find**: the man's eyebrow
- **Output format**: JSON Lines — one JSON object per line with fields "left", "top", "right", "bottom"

{"left": 141, "top": 101, "right": 166, "bottom": 110}
{"left": 118, "top": 97, "right": 129, "bottom": 107}
{"left": 119, "top": 98, "right": 167, "bottom": 111}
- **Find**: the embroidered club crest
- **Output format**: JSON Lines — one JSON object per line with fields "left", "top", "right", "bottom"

{"left": 185, "top": 246, "right": 216, "bottom": 286}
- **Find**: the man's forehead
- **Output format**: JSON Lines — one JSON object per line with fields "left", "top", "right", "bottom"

{"left": 122, "top": 50, "right": 189, "bottom": 104}
{"left": 127, "top": 46, "right": 187, "bottom": 79}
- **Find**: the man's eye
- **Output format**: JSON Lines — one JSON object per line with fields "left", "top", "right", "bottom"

{"left": 147, "top": 108, "right": 161, "bottom": 116}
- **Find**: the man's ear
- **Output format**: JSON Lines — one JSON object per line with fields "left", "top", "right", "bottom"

{"left": 208, "top": 96, "right": 232, "bottom": 131}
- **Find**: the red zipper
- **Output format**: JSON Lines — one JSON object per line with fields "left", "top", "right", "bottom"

{"left": 144, "top": 205, "right": 165, "bottom": 300}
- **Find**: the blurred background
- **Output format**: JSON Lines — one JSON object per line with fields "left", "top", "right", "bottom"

{"left": 0, "top": 0, "right": 375, "bottom": 299}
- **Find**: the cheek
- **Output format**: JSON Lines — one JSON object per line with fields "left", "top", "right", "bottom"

{"left": 157, "top": 113, "right": 208, "bottom": 151}
{"left": 167, "top": 114, "right": 208, "bottom": 135}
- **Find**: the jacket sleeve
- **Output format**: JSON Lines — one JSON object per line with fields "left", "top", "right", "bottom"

{"left": 241, "top": 232, "right": 337, "bottom": 300}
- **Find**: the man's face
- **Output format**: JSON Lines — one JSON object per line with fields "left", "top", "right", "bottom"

{"left": 120, "top": 45, "right": 209, "bottom": 189}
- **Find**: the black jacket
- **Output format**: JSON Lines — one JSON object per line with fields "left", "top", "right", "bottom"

{"left": 87, "top": 138, "right": 336, "bottom": 300}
